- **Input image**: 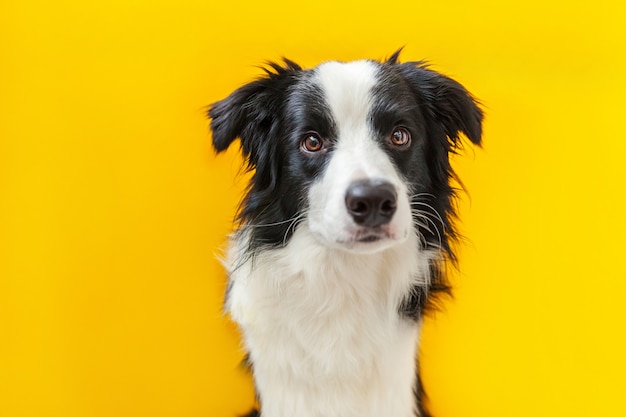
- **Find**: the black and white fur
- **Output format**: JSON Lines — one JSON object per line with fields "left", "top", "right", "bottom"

{"left": 208, "top": 51, "right": 483, "bottom": 417}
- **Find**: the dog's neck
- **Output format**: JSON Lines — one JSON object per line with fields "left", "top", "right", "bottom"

{"left": 226, "top": 226, "right": 434, "bottom": 417}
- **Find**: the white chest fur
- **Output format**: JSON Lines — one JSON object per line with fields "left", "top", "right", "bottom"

{"left": 225, "top": 227, "right": 434, "bottom": 417}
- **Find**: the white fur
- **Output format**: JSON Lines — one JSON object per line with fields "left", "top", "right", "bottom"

{"left": 226, "top": 229, "right": 433, "bottom": 417}
{"left": 224, "top": 61, "right": 435, "bottom": 417}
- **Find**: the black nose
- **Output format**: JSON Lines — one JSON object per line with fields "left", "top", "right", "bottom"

{"left": 345, "top": 180, "right": 397, "bottom": 227}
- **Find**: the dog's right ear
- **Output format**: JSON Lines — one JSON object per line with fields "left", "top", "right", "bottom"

{"left": 208, "top": 80, "right": 267, "bottom": 154}
{"left": 208, "top": 60, "right": 302, "bottom": 163}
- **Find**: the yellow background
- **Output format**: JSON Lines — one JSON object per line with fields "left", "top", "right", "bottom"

{"left": 1, "top": 0, "right": 625, "bottom": 416}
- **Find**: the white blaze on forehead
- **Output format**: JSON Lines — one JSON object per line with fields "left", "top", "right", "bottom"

{"left": 313, "top": 60, "right": 391, "bottom": 179}
{"left": 314, "top": 60, "right": 379, "bottom": 135}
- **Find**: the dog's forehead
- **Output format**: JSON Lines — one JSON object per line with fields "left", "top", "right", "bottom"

{"left": 313, "top": 60, "right": 379, "bottom": 131}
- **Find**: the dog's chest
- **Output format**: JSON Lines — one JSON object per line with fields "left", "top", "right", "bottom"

{"left": 235, "top": 259, "right": 407, "bottom": 374}
{"left": 226, "top": 229, "right": 429, "bottom": 417}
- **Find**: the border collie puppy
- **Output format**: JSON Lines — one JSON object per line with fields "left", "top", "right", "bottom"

{"left": 208, "top": 51, "right": 483, "bottom": 417}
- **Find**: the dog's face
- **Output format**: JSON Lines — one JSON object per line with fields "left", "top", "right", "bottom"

{"left": 305, "top": 60, "right": 417, "bottom": 253}
{"left": 209, "top": 53, "right": 482, "bottom": 256}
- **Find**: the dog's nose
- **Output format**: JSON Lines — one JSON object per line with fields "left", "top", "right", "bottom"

{"left": 345, "top": 180, "right": 397, "bottom": 227}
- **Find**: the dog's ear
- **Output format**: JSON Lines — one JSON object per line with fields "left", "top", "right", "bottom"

{"left": 208, "top": 80, "right": 268, "bottom": 154}
{"left": 208, "top": 60, "right": 302, "bottom": 163}
{"left": 396, "top": 62, "right": 483, "bottom": 147}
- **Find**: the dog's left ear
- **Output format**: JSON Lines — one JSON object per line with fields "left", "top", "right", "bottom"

{"left": 396, "top": 62, "right": 483, "bottom": 147}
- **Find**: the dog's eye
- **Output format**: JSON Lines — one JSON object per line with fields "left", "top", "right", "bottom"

{"left": 389, "top": 127, "right": 411, "bottom": 148}
{"left": 300, "top": 133, "right": 325, "bottom": 153}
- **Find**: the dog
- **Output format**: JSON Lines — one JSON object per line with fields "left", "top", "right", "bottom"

{"left": 208, "top": 50, "right": 483, "bottom": 417}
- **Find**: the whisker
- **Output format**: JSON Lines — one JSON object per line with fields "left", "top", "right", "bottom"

{"left": 409, "top": 201, "right": 445, "bottom": 230}
{"left": 411, "top": 208, "right": 441, "bottom": 232}
{"left": 240, "top": 216, "right": 306, "bottom": 229}
{"left": 282, "top": 214, "right": 307, "bottom": 247}
{"left": 410, "top": 212, "right": 434, "bottom": 234}
{"left": 410, "top": 192, "right": 436, "bottom": 200}
{"left": 237, "top": 208, "right": 323, "bottom": 231}
{"left": 411, "top": 209, "right": 443, "bottom": 250}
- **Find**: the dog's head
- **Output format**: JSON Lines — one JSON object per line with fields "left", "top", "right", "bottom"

{"left": 209, "top": 52, "right": 482, "bottom": 258}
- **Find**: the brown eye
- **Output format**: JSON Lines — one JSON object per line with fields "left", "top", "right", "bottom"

{"left": 300, "top": 133, "right": 324, "bottom": 153}
{"left": 389, "top": 127, "right": 411, "bottom": 148}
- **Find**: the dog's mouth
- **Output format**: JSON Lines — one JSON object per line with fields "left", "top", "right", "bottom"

{"left": 329, "top": 226, "right": 406, "bottom": 254}
{"left": 356, "top": 234, "right": 382, "bottom": 243}
{"left": 353, "top": 230, "right": 387, "bottom": 243}
{"left": 344, "top": 227, "right": 393, "bottom": 244}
